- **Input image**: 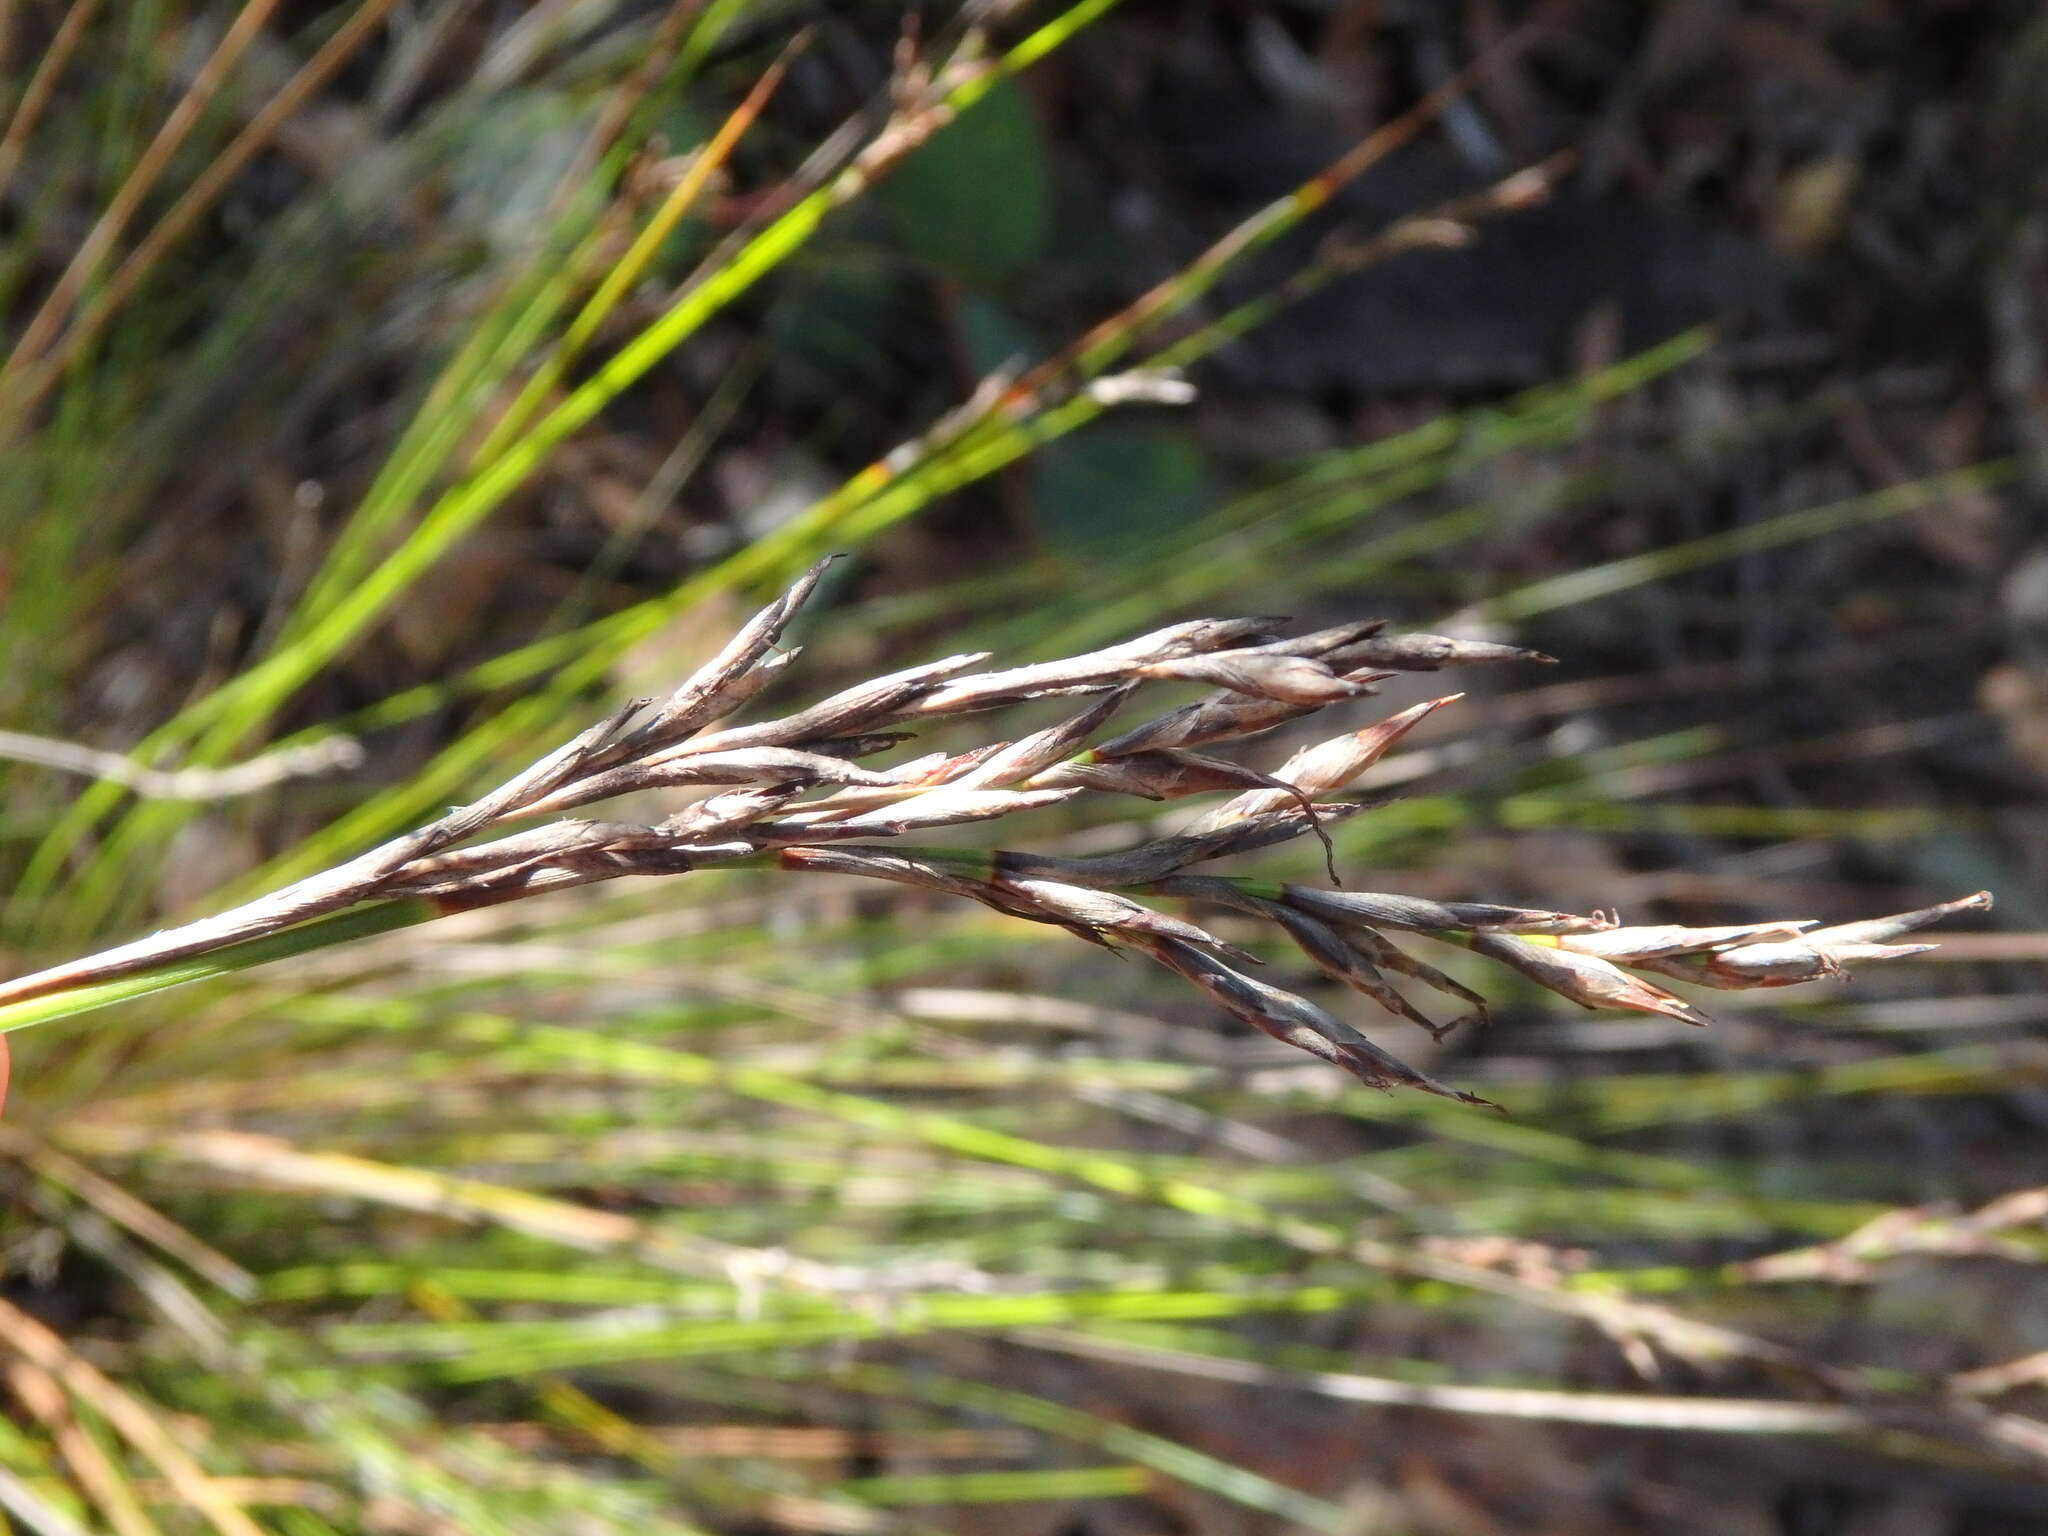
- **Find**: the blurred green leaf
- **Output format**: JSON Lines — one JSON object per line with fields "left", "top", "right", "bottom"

{"left": 1034, "top": 420, "right": 1214, "bottom": 560}
{"left": 881, "top": 76, "right": 1050, "bottom": 283}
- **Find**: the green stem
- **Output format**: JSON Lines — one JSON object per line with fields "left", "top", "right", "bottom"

{"left": 0, "top": 899, "right": 439, "bottom": 1033}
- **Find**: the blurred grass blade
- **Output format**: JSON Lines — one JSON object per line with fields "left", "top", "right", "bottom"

{"left": 0, "top": 0, "right": 104, "bottom": 204}
{"left": 2, "top": 0, "right": 285, "bottom": 383}
{"left": 1, "top": 0, "right": 407, "bottom": 422}
{"left": 1469, "top": 458, "right": 2020, "bottom": 623}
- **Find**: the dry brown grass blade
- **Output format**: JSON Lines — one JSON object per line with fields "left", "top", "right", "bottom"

{"left": 0, "top": 1298, "right": 266, "bottom": 1536}
{"left": 3, "top": 0, "right": 286, "bottom": 381}
{"left": 0, "top": 0, "right": 103, "bottom": 205}
{"left": 4, "top": 1358, "right": 163, "bottom": 1536}
{"left": 1007, "top": 1326, "right": 2048, "bottom": 1470}
{"left": 0, "top": 1129, "right": 253, "bottom": 1297}
{"left": 56, "top": 1124, "right": 972, "bottom": 1302}
{"left": 0, "top": 0, "right": 409, "bottom": 428}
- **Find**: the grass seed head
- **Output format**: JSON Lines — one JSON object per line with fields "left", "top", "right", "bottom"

{"left": 0, "top": 568, "right": 1988, "bottom": 1109}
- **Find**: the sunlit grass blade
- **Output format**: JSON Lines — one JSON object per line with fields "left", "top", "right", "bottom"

{"left": 464, "top": 32, "right": 801, "bottom": 471}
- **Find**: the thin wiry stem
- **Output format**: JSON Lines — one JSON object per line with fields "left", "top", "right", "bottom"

{"left": 0, "top": 730, "right": 362, "bottom": 800}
